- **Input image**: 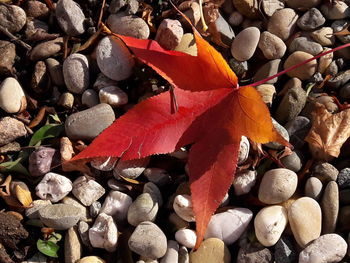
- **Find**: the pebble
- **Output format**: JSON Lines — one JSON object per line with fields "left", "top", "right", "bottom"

{"left": 175, "top": 229, "right": 197, "bottom": 248}
{"left": 100, "top": 190, "right": 132, "bottom": 223}
{"left": 0, "top": 117, "right": 27, "bottom": 146}
{"left": 288, "top": 197, "right": 322, "bottom": 247}
{"left": 261, "top": 0, "right": 284, "bottom": 17}
{"left": 45, "top": 58, "right": 65, "bottom": 87}
{"left": 155, "top": 19, "right": 183, "bottom": 50}
{"left": 280, "top": 151, "right": 302, "bottom": 172}
{"left": 228, "top": 11, "right": 244, "bottom": 27}
{"left": 332, "top": 20, "right": 350, "bottom": 44}
{"left": 320, "top": 1, "right": 350, "bottom": 20}
{"left": 231, "top": 27, "right": 260, "bottom": 61}
{"left": 178, "top": 246, "right": 189, "bottom": 263}
{"left": 0, "top": 4, "right": 26, "bottom": 33}
{"left": 93, "top": 73, "right": 119, "bottom": 90}
{"left": 238, "top": 136, "right": 249, "bottom": 165}
{"left": 304, "top": 177, "right": 323, "bottom": 200}
{"left": 299, "top": 234, "right": 347, "bottom": 263}
{"left": 285, "top": 0, "right": 320, "bottom": 9}
{"left": 0, "top": 41, "right": 15, "bottom": 74}
{"left": 168, "top": 212, "right": 189, "bottom": 231}
{"left": 96, "top": 36, "right": 135, "bottom": 81}
{"left": 55, "top": 0, "right": 85, "bottom": 36}
{"left": 265, "top": 118, "right": 290, "bottom": 149}
{"left": 62, "top": 196, "right": 89, "bottom": 222}
{"left": 337, "top": 168, "right": 350, "bottom": 189}
{"left": 214, "top": 13, "right": 235, "bottom": 45}
{"left": 258, "top": 168, "right": 298, "bottom": 204}
{"left": 160, "top": 240, "right": 179, "bottom": 263}
{"left": 38, "top": 203, "right": 81, "bottom": 230}
{"left": 232, "top": 0, "right": 259, "bottom": 19}
{"left": 205, "top": 208, "right": 253, "bottom": 245}
{"left": 289, "top": 37, "right": 323, "bottom": 56}
{"left": 274, "top": 236, "right": 297, "bottom": 263}
{"left": 91, "top": 157, "right": 118, "bottom": 171}
{"left": 25, "top": 199, "right": 52, "bottom": 219}
{"left": 36, "top": 172, "right": 73, "bottom": 202}
{"left": 127, "top": 193, "right": 159, "bottom": 226}
{"left": 82, "top": 89, "right": 99, "bottom": 107}
{"left": 313, "top": 162, "right": 339, "bottom": 183}
{"left": 144, "top": 168, "right": 171, "bottom": 186}
{"left": 129, "top": 221, "right": 167, "bottom": 259}
{"left": 310, "top": 27, "right": 335, "bottom": 46}
{"left": 0, "top": 77, "right": 26, "bottom": 113}
{"left": 190, "top": 238, "right": 231, "bottom": 263}
{"left": 321, "top": 181, "right": 339, "bottom": 234}
{"left": 173, "top": 194, "right": 195, "bottom": 222}
{"left": 143, "top": 182, "right": 163, "bottom": 207}
{"left": 297, "top": 8, "right": 325, "bottom": 31}
{"left": 99, "top": 86, "right": 128, "bottom": 107}
{"left": 29, "top": 37, "right": 64, "bottom": 61}
{"left": 77, "top": 256, "right": 105, "bottom": 263}
{"left": 237, "top": 243, "right": 273, "bottom": 263}
{"left": 58, "top": 92, "right": 74, "bottom": 109}
{"left": 258, "top": 31, "right": 286, "bottom": 60}
{"left": 78, "top": 221, "right": 91, "bottom": 248}
{"left": 29, "top": 146, "right": 58, "bottom": 177}
{"left": 72, "top": 176, "right": 105, "bottom": 206}
{"left": 89, "top": 201, "right": 101, "bottom": 217}
{"left": 233, "top": 169, "right": 257, "bottom": 195}
{"left": 107, "top": 13, "right": 150, "bottom": 39}
{"left": 253, "top": 59, "right": 281, "bottom": 84}
{"left": 23, "top": 0, "right": 49, "bottom": 19}
{"left": 65, "top": 227, "right": 82, "bottom": 263}
{"left": 229, "top": 58, "right": 248, "bottom": 77}
{"left": 318, "top": 48, "right": 333, "bottom": 73}
{"left": 65, "top": 103, "right": 115, "bottom": 140}
{"left": 284, "top": 51, "right": 317, "bottom": 80}
{"left": 328, "top": 69, "right": 350, "bottom": 89}
{"left": 174, "top": 33, "right": 197, "bottom": 56}
{"left": 31, "top": 60, "right": 50, "bottom": 94}
{"left": 63, "top": 53, "right": 90, "bottom": 94}
{"left": 267, "top": 8, "right": 298, "bottom": 41}
{"left": 114, "top": 157, "right": 149, "bottom": 179}
{"left": 254, "top": 205, "right": 288, "bottom": 246}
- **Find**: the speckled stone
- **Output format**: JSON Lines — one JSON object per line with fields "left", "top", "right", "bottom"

{"left": 258, "top": 31, "right": 286, "bottom": 59}
{"left": 321, "top": 181, "right": 339, "bottom": 234}
{"left": 267, "top": 8, "right": 298, "bottom": 40}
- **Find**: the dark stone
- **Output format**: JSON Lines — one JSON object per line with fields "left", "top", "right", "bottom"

{"left": 337, "top": 168, "right": 350, "bottom": 189}
{"left": 274, "top": 236, "right": 297, "bottom": 263}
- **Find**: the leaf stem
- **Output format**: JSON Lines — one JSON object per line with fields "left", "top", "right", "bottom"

{"left": 245, "top": 43, "right": 350, "bottom": 87}
{"left": 198, "top": 0, "right": 208, "bottom": 32}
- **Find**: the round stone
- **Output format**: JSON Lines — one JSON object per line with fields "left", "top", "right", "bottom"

{"left": 0, "top": 40, "right": 16, "bottom": 74}
{"left": 58, "top": 92, "right": 74, "bottom": 109}
{"left": 99, "top": 86, "right": 128, "bottom": 107}
{"left": 288, "top": 197, "right": 322, "bottom": 248}
{"left": 63, "top": 53, "right": 89, "bottom": 94}
{"left": 0, "top": 117, "right": 27, "bottom": 146}
{"left": 175, "top": 229, "right": 197, "bottom": 248}
{"left": 127, "top": 193, "right": 159, "bottom": 226}
{"left": 55, "top": 0, "right": 85, "bottom": 36}
{"left": 313, "top": 162, "right": 338, "bottom": 183}
{"left": 107, "top": 13, "right": 150, "bottom": 39}
{"left": 77, "top": 256, "right": 105, "bottom": 263}
{"left": 0, "top": 4, "right": 26, "bottom": 33}
{"left": 255, "top": 84, "right": 276, "bottom": 106}
{"left": 321, "top": 181, "right": 339, "bottom": 234}
{"left": 254, "top": 205, "right": 288, "bottom": 246}
{"left": 39, "top": 204, "right": 81, "bottom": 230}
{"left": 304, "top": 177, "right": 323, "bottom": 200}
{"left": 258, "top": 31, "right": 286, "bottom": 59}
{"left": 161, "top": 240, "right": 179, "bottom": 263}
{"left": 190, "top": 238, "right": 231, "bottom": 263}
{"left": 231, "top": 27, "right": 260, "bottom": 61}
{"left": 96, "top": 36, "right": 135, "bottom": 81}
{"left": 233, "top": 170, "right": 257, "bottom": 195}
{"left": 0, "top": 77, "right": 26, "bottom": 113}
{"left": 36, "top": 172, "right": 73, "bottom": 202}
{"left": 113, "top": 157, "right": 149, "bottom": 179}
{"left": 173, "top": 194, "right": 195, "bottom": 222}
{"left": 100, "top": 190, "right": 132, "bottom": 223}
{"left": 318, "top": 48, "right": 333, "bottom": 74}
{"left": 280, "top": 151, "right": 302, "bottom": 173}
{"left": 267, "top": 8, "right": 298, "bottom": 40}
{"left": 82, "top": 89, "right": 99, "bottom": 108}
{"left": 261, "top": 0, "right": 284, "bottom": 17}
{"left": 258, "top": 168, "right": 298, "bottom": 204}
{"left": 45, "top": 58, "right": 64, "bottom": 87}
{"left": 284, "top": 51, "right": 317, "bottom": 80}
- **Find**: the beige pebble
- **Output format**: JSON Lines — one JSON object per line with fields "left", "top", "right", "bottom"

{"left": 258, "top": 31, "right": 286, "bottom": 59}
{"left": 310, "top": 27, "right": 335, "bottom": 46}
{"left": 284, "top": 51, "right": 317, "bottom": 80}
{"left": 189, "top": 238, "right": 231, "bottom": 263}
{"left": 267, "top": 8, "right": 298, "bottom": 40}
{"left": 321, "top": 181, "right": 339, "bottom": 234}
{"left": 231, "top": 27, "right": 260, "bottom": 61}
{"left": 318, "top": 48, "right": 333, "bottom": 74}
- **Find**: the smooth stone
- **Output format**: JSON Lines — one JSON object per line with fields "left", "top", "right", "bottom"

{"left": 313, "top": 162, "right": 339, "bottom": 183}
{"left": 214, "top": 13, "right": 235, "bottom": 45}
{"left": 228, "top": 11, "right": 244, "bottom": 26}
{"left": 29, "top": 146, "right": 58, "bottom": 177}
{"left": 258, "top": 168, "right": 298, "bottom": 204}
{"left": 143, "top": 182, "right": 163, "bottom": 207}
{"left": 55, "top": 0, "right": 85, "bottom": 36}
{"left": 288, "top": 197, "right": 322, "bottom": 248}
{"left": 0, "top": 77, "right": 26, "bottom": 113}
{"left": 299, "top": 234, "right": 347, "bottom": 263}
{"left": 99, "top": 86, "right": 128, "bottom": 107}
{"left": 178, "top": 246, "right": 189, "bottom": 263}
{"left": 232, "top": 0, "right": 259, "bottom": 19}
{"left": 205, "top": 208, "right": 253, "bottom": 245}
{"left": 297, "top": 8, "right": 325, "bottom": 31}
{"left": 289, "top": 37, "right": 323, "bottom": 56}
{"left": 175, "top": 229, "right": 197, "bottom": 249}
{"left": 72, "top": 176, "right": 105, "bottom": 206}
{"left": 29, "top": 37, "right": 64, "bottom": 61}
{"left": 77, "top": 256, "right": 105, "bottom": 263}
{"left": 237, "top": 243, "right": 273, "bottom": 263}
{"left": 310, "top": 27, "right": 335, "bottom": 46}
{"left": 61, "top": 196, "right": 89, "bottom": 222}
{"left": 254, "top": 205, "right": 288, "bottom": 246}
{"left": 0, "top": 4, "right": 26, "bottom": 33}
{"left": 113, "top": 157, "right": 149, "bottom": 179}
{"left": 58, "top": 92, "right": 74, "bottom": 109}
{"left": 0, "top": 40, "right": 15, "bottom": 74}
{"left": 127, "top": 193, "right": 158, "bottom": 226}
{"left": 23, "top": 0, "right": 49, "bottom": 18}
{"left": 320, "top": 1, "right": 350, "bottom": 20}
{"left": 253, "top": 59, "right": 281, "bottom": 84}
{"left": 275, "top": 236, "right": 297, "bottom": 263}
{"left": 168, "top": 213, "right": 189, "bottom": 231}
{"left": 107, "top": 12, "right": 150, "bottom": 39}
{"left": 65, "top": 227, "right": 82, "bottom": 263}
{"left": 321, "top": 181, "right": 339, "bottom": 234}
{"left": 286, "top": 116, "right": 311, "bottom": 149}
{"left": 155, "top": 19, "right": 183, "bottom": 50}
{"left": 173, "top": 194, "right": 195, "bottom": 222}
{"left": 261, "top": 0, "right": 284, "bottom": 17}
{"left": 238, "top": 136, "right": 249, "bottom": 165}
{"left": 280, "top": 152, "right": 302, "bottom": 172}
{"left": 38, "top": 204, "right": 81, "bottom": 230}
{"left": 25, "top": 200, "right": 52, "bottom": 219}
{"left": 267, "top": 8, "right": 298, "bottom": 40}
{"left": 258, "top": 31, "right": 286, "bottom": 59}
{"left": 318, "top": 48, "right": 333, "bottom": 73}
{"left": 63, "top": 53, "right": 89, "bottom": 94}
{"left": 325, "top": 60, "right": 338, "bottom": 75}
{"left": 129, "top": 221, "right": 167, "bottom": 259}
{"left": 82, "top": 89, "right": 99, "bottom": 108}
{"left": 233, "top": 169, "right": 257, "bottom": 195}
{"left": 284, "top": 51, "right": 317, "bottom": 80}
{"left": 144, "top": 168, "right": 171, "bottom": 186}
{"left": 190, "top": 238, "right": 231, "bottom": 263}
{"left": 45, "top": 58, "right": 65, "bottom": 87}
{"left": 304, "top": 177, "right": 323, "bottom": 200}
{"left": 93, "top": 73, "right": 119, "bottom": 90}
{"left": 255, "top": 84, "right": 276, "bottom": 106}
{"left": 31, "top": 60, "right": 50, "bottom": 95}
{"left": 0, "top": 117, "right": 27, "bottom": 146}
{"left": 285, "top": 0, "right": 320, "bottom": 9}
{"left": 160, "top": 240, "right": 179, "bottom": 263}
{"left": 174, "top": 33, "right": 197, "bottom": 56}
{"left": 96, "top": 36, "right": 135, "bottom": 81}
{"left": 36, "top": 172, "right": 73, "bottom": 202}
{"left": 231, "top": 27, "right": 260, "bottom": 61}
{"left": 265, "top": 119, "right": 290, "bottom": 150}
{"left": 65, "top": 103, "right": 115, "bottom": 140}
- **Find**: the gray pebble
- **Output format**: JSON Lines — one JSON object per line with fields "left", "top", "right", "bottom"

{"left": 63, "top": 53, "right": 90, "bottom": 94}
{"left": 231, "top": 27, "right": 260, "bottom": 61}
{"left": 297, "top": 8, "right": 325, "bottom": 31}
{"left": 320, "top": 1, "right": 350, "bottom": 20}
{"left": 72, "top": 176, "right": 105, "bottom": 206}
{"left": 89, "top": 201, "right": 101, "bottom": 217}
{"left": 29, "top": 37, "right": 64, "bottom": 61}
{"left": 155, "top": 19, "right": 183, "bottom": 50}
{"left": 0, "top": 117, "right": 27, "bottom": 146}
{"left": 321, "top": 181, "right": 339, "bottom": 234}
{"left": 128, "top": 221, "right": 167, "bottom": 259}
{"left": 127, "top": 193, "right": 159, "bottom": 226}
{"left": 267, "top": 8, "right": 298, "bottom": 41}
{"left": 114, "top": 157, "right": 149, "bottom": 179}
{"left": 258, "top": 31, "right": 286, "bottom": 59}
{"left": 93, "top": 73, "right": 119, "bottom": 90}
{"left": 228, "top": 11, "right": 244, "bottom": 27}
{"left": 214, "top": 13, "right": 235, "bottom": 45}
{"left": 237, "top": 243, "right": 273, "bottom": 263}
{"left": 274, "top": 236, "right": 296, "bottom": 263}
{"left": 78, "top": 221, "right": 91, "bottom": 248}
{"left": 65, "top": 227, "right": 82, "bottom": 263}
{"left": 39, "top": 204, "right": 81, "bottom": 230}
{"left": 65, "top": 103, "right": 115, "bottom": 140}
{"left": 109, "top": 0, "right": 139, "bottom": 14}
{"left": 55, "top": 0, "right": 85, "bottom": 36}
{"left": 261, "top": 0, "right": 284, "bottom": 17}
{"left": 25, "top": 200, "right": 52, "bottom": 219}
{"left": 304, "top": 177, "right": 323, "bottom": 200}
{"left": 0, "top": 40, "right": 16, "bottom": 74}
{"left": 253, "top": 59, "right": 282, "bottom": 84}
{"left": 144, "top": 168, "right": 171, "bottom": 186}
{"left": 0, "top": 4, "right": 26, "bottom": 33}
{"left": 143, "top": 182, "right": 163, "bottom": 207}
{"left": 0, "top": 77, "right": 26, "bottom": 113}
{"left": 313, "top": 162, "right": 338, "bottom": 183}
{"left": 228, "top": 58, "right": 248, "bottom": 77}
{"left": 280, "top": 151, "right": 302, "bottom": 173}
{"left": 29, "top": 146, "right": 58, "bottom": 177}
{"left": 100, "top": 190, "right": 132, "bottom": 223}
{"left": 45, "top": 58, "right": 65, "bottom": 87}
{"left": 178, "top": 246, "right": 189, "bottom": 263}
{"left": 337, "top": 168, "right": 350, "bottom": 189}
{"left": 82, "top": 89, "right": 99, "bottom": 107}
{"left": 288, "top": 37, "right": 323, "bottom": 56}
{"left": 160, "top": 240, "right": 179, "bottom": 263}
{"left": 264, "top": 119, "right": 289, "bottom": 150}
{"left": 332, "top": 20, "right": 350, "bottom": 44}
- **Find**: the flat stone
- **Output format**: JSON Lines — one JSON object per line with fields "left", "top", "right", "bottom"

{"left": 65, "top": 103, "right": 115, "bottom": 141}
{"left": 0, "top": 41, "right": 16, "bottom": 74}
{"left": 267, "top": 8, "right": 298, "bottom": 40}
{"left": 127, "top": 193, "right": 159, "bottom": 226}
{"left": 310, "top": 27, "right": 335, "bottom": 46}
{"left": 304, "top": 177, "right": 323, "bottom": 200}
{"left": 0, "top": 77, "right": 26, "bottom": 113}
{"left": 258, "top": 31, "right": 286, "bottom": 59}
{"left": 190, "top": 238, "right": 231, "bottom": 263}
{"left": 29, "top": 37, "right": 64, "bottom": 61}
{"left": 284, "top": 51, "right": 317, "bottom": 80}
{"left": 0, "top": 117, "right": 27, "bottom": 146}
{"left": 289, "top": 37, "right": 323, "bottom": 56}
{"left": 253, "top": 59, "right": 281, "bottom": 84}
{"left": 65, "top": 227, "right": 82, "bottom": 263}
{"left": 0, "top": 4, "right": 26, "bottom": 33}
{"left": 231, "top": 27, "right": 260, "bottom": 61}
{"left": 63, "top": 53, "right": 89, "bottom": 94}
{"left": 55, "top": 0, "right": 85, "bottom": 36}
{"left": 38, "top": 204, "right": 81, "bottom": 230}
{"left": 72, "top": 176, "right": 105, "bottom": 206}
{"left": 297, "top": 8, "right": 325, "bottom": 31}
{"left": 321, "top": 181, "right": 339, "bottom": 234}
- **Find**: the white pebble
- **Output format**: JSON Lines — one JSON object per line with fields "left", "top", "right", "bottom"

{"left": 99, "top": 86, "right": 128, "bottom": 107}
{"left": 100, "top": 190, "right": 132, "bottom": 223}
{"left": 173, "top": 195, "right": 195, "bottom": 222}
{"left": 36, "top": 172, "right": 72, "bottom": 202}
{"left": 233, "top": 170, "right": 257, "bottom": 196}
{"left": 175, "top": 229, "right": 197, "bottom": 249}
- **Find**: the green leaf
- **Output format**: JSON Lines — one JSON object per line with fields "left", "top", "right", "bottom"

{"left": 29, "top": 124, "right": 64, "bottom": 146}
{"left": 37, "top": 239, "right": 59, "bottom": 258}
{"left": 47, "top": 233, "right": 62, "bottom": 243}
{"left": 0, "top": 158, "right": 30, "bottom": 176}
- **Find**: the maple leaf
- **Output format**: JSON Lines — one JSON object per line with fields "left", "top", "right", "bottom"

{"left": 69, "top": 29, "right": 289, "bottom": 248}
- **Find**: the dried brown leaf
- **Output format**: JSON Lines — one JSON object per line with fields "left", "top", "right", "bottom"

{"left": 28, "top": 107, "right": 46, "bottom": 128}
{"left": 305, "top": 103, "right": 350, "bottom": 161}
{"left": 140, "top": 2, "right": 156, "bottom": 33}
{"left": 15, "top": 185, "right": 33, "bottom": 207}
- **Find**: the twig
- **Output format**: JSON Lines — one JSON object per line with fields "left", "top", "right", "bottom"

{"left": 0, "top": 25, "right": 31, "bottom": 51}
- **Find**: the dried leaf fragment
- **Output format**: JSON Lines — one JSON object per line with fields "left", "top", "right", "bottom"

{"left": 15, "top": 185, "right": 33, "bottom": 207}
